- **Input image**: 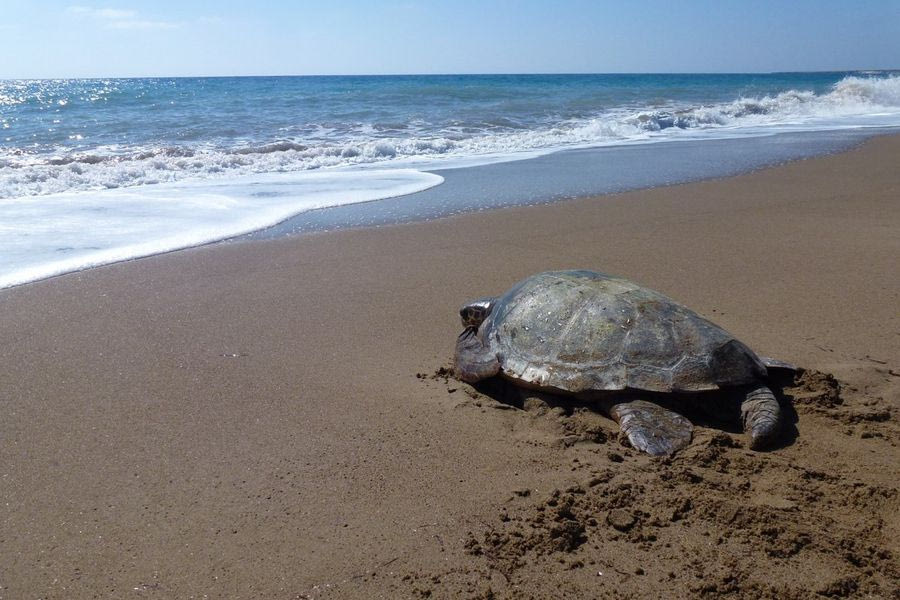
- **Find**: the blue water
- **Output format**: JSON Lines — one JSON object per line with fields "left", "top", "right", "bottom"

{"left": 2, "top": 72, "right": 900, "bottom": 287}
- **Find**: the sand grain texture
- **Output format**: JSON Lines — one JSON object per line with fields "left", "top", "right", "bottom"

{"left": 2, "top": 136, "right": 899, "bottom": 599}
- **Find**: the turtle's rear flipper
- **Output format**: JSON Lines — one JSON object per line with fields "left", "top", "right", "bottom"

{"left": 609, "top": 400, "right": 693, "bottom": 456}
{"left": 741, "top": 386, "right": 781, "bottom": 450}
{"left": 455, "top": 327, "right": 501, "bottom": 383}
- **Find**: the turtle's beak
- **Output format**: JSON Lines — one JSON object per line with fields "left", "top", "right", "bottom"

{"left": 458, "top": 326, "right": 477, "bottom": 340}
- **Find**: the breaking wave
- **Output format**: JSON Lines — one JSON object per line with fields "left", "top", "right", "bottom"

{"left": 2, "top": 74, "right": 899, "bottom": 199}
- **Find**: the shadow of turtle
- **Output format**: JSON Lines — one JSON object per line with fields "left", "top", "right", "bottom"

{"left": 468, "top": 371, "right": 800, "bottom": 452}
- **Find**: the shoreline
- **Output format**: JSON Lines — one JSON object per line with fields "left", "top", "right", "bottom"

{"left": 2, "top": 133, "right": 898, "bottom": 598}
{"left": 2, "top": 127, "right": 892, "bottom": 292}
{"left": 247, "top": 127, "right": 884, "bottom": 238}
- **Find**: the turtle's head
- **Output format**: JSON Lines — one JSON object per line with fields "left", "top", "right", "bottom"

{"left": 460, "top": 297, "right": 495, "bottom": 329}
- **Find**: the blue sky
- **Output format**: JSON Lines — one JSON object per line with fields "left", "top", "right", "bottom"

{"left": 3, "top": 0, "right": 899, "bottom": 78}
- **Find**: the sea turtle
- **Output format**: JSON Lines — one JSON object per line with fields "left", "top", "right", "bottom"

{"left": 454, "top": 270, "right": 795, "bottom": 455}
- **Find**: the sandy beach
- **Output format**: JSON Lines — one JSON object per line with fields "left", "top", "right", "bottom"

{"left": 2, "top": 134, "right": 898, "bottom": 598}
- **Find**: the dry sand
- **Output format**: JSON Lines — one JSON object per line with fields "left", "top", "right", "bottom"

{"left": 1, "top": 135, "right": 898, "bottom": 599}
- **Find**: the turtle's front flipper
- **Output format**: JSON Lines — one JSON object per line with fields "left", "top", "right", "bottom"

{"left": 608, "top": 400, "right": 693, "bottom": 456}
{"left": 759, "top": 356, "right": 799, "bottom": 375}
{"left": 741, "top": 386, "right": 781, "bottom": 449}
{"left": 455, "top": 327, "right": 500, "bottom": 383}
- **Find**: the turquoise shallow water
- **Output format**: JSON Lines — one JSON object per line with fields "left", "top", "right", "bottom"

{"left": 1, "top": 72, "right": 899, "bottom": 288}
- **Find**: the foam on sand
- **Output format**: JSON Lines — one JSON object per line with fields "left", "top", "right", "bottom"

{"left": 0, "top": 169, "right": 442, "bottom": 289}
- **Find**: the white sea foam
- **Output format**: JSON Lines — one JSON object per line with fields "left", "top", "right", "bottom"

{"left": 3, "top": 74, "right": 900, "bottom": 289}
{"left": 3, "top": 75, "right": 899, "bottom": 199}
{"left": 0, "top": 169, "right": 442, "bottom": 289}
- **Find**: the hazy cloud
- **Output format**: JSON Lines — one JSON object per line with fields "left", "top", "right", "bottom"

{"left": 66, "top": 6, "right": 182, "bottom": 30}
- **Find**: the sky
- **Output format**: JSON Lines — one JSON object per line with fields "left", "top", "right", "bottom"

{"left": 2, "top": 0, "right": 899, "bottom": 78}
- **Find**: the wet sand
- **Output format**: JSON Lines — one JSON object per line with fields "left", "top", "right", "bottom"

{"left": 1, "top": 135, "right": 898, "bottom": 599}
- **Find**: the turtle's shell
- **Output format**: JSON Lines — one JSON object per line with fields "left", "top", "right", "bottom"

{"left": 483, "top": 270, "right": 766, "bottom": 393}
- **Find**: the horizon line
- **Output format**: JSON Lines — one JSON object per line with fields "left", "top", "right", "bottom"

{"left": 2, "top": 68, "right": 898, "bottom": 81}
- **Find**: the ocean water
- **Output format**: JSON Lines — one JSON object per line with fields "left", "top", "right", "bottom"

{"left": 2, "top": 72, "right": 900, "bottom": 288}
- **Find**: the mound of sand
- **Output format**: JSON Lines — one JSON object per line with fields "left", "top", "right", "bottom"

{"left": 402, "top": 368, "right": 898, "bottom": 599}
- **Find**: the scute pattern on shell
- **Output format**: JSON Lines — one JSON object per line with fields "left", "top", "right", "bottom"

{"left": 483, "top": 270, "right": 766, "bottom": 393}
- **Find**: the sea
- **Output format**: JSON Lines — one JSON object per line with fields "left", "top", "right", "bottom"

{"left": 2, "top": 72, "right": 900, "bottom": 288}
